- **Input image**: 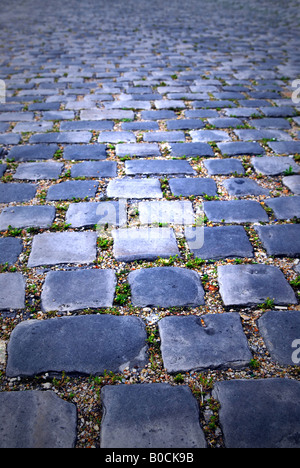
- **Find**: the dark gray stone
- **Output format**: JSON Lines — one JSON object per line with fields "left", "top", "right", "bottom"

{"left": 265, "top": 196, "right": 300, "bottom": 220}
{"left": 7, "top": 145, "right": 58, "bottom": 162}
{"left": 258, "top": 310, "right": 300, "bottom": 366}
{"left": 203, "top": 200, "right": 269, "bottom": 223}
{"left": 100, "top": 384, "right": 207, "bottom": 448}
{"left": 140, "top": 110, "right": 177, "bottom": 120}
{"left": 66, "top": 201, "right": 127, "bottom": 227}
{"left": 222, "top": 178, "right": 270, "bottom": 197}
{"left": 128, "top": 267, "right": 205, "bottom": 307}
{"left": 260, "top": 106, "right": 296, "bottom": 117}
{"left": 0, "top": 205, "right": 55, "bottom": 230}
{"left": 185, "top": 226, "right": 254, "bottom": 260}
{"left": 28, "top": 231, "right": 97, "bottom": 267}
{"left": 207, "top": 117, "right": 243, "bottom": 128}
{"left": 0, "top": 183, "right": 37, "bottom": 202}
{"left": 170, "top": 142, "right": 214, "bottom": 157}
{"left": 282, "top": 175, "right": 300, "bottom": 195}
{"left": 169, "top": 177, "right": 217, "bottom": 196}
{"left": 112, "top": 227, "right": 179, "bottom": 262}
{"left": 0, "top": 164, "right": 6, "bottom": 177}
{"left": 63, "top": 144, "right": 107, "bottom": 161}
{"left": 121, "top": 121, "right": 159, "bottom": 131}
{"left": 125, "top": 160, "right": 195, "bottom": 175}
{"left": 14, "top": 162, "right": 64, "bottom": 180}
{"left": 251, "top": 118, "right": 291, "bottom": 129}
{"left": 203, "top": 159, "right": 245, "bottom": 175}
{"left": 218, "top": 264, "right": 297, "bottom": 306}
{"left": 70, "top": 161, "right": 117, "bottom": 178}
{"left": 41, "top": 269, "right": 117, "bottom": 312}
{"left": 0, "top": 273, "right": 25, "bottom": 310}
{"left": 213, "top": 379, "right": 300, "bottom": 448}
{"left": 0, "top": 238, "right": 22, "bottom": 265}
{"left": 267, "top": 141, "right": 300, "bottom": 155}
{"left": 167, "top": 119, "right": 205, "bottom": 130}
{"left": 0, "top": 391, "right": 77, "bottom": 448}
{"left": 251, "top": 156, "right": 300, "bottom": 176}
{"left": 107, "top": 179, "right": 163, "bottom": 199}
{"left": 46, "top": 180, "right": 99, "bottom": 201}
{"left": 6, "top": 315, "right": 148, "bottom": 377}
{"left": 159, "top": 313, "right": 252, "bottom": 373}
{"left": 217, "top": 141, "right": 265, "bottom": 156}
{"left": 255, "top": 224, "right": 300, "bottom": 257}
{"left": 116, "top": 143, "right": 161, "bottom": 158}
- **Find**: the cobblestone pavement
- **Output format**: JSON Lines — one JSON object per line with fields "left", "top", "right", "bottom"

{"left": 0, "top": 0, "right": 300, "bottom": 449}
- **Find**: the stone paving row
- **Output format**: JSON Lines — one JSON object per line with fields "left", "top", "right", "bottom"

{"left": 0, "top": 0, "right": 299, "bottom": 449}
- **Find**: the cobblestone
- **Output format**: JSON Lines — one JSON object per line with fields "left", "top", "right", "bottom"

{"left": 0, "top": 0, "right": 299, "bottom": 450}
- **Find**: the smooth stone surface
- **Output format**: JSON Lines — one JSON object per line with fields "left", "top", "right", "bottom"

{"left": 98, "top": 131, "right": 136, "bottom": 143}
{"left": 6, "top": 315, "right": 148, "bottom": 377}
{"left": 70, "top": 161, "right": 117, "bottom": 178}
{"left": 0, "top": 164, "right": 6, "bottom": 177}
{"left": 116, "top": 143, "right": 161, "bottom": 158}
{"left": 282, "top": 175, "right": 300, "bottom": 195}
{"left": 46, "top": 180, "right": 99, "bottom": 201}
{"left": 251, "top": 156, "right": 300, "bottom": 176}
{"left": 255, "top": 224, "right": 300, "bottom": 257}
{"left": 7, "top": 144, "right": 58, "bottom": 161}
{"left": 139, "top": 200, "right": 195, "bottom": 225}
{"left": 100, "top": 384, "right": 207, "bottom": 448}
{"left": 169, "top": 177, "right": 217, "bottom": 197}
{"left": 128, "top": 267, "right": 205, "bottom": 307}
{"left": 63, "top": 144, "right": 107, "bottom": 161}
{"left": 80, "top": 109, "right": 134, "bottom": 120}
{"left": 66, "top": 201, "right": 127, "bottom": 227}
{"left": 0, "top": 205, "right": 55, "bottom": 230}
{"left": 112, "top": 228, "right": 179, "bottom": 262}
{"left": 258, "top": 310, "right": 300, "bottom": 366}
{"left": 213, "top": 379, "right": 300, "bottom": 448}
{"left": 203, "top": 159, "right": 245, "bottom": 175}
{"left": 0, "top": 391, "right": 77, "bottom": 448}
{"left": 159, "top": 313, "right": 252, "bottom": 373}
{"left": 28, "top": 231, "right": 97, "bottom": 267}
{"left": 203, "top": 200, "right": 269, "bottom": 223}
{"left": 222, "top": 178, "right": 270, "bottom": 197}
{"left": 185, "top": 226, "right": 254, "bottom": 260}
{"left": 124, "top": 160, "right": 195, "bottom": 175}
{"left": 0, "top": 183, "right": 37, "bottom": 202}
{"left": 217, "top": 141, "right": 265, "bottom": 156}
{"left": 0, "top": 273, "right": 25, "bottom": 310}
{"left": 169, "top": 142, "right": 214, "bottom": 157}
{"left": 107, "top": 179, "right": 163, "bottom": 199}
{"left": 0, "top": 237, "right": 23, "bottom": 265}
{"left": 218, "top": 264, "right": 297, "bottom": 306}
{"left": 268, "top": 141, "right": 300, "bottom": 154}
{"left": 14, "top": 162, "right": 64, "bottom": 180}
{"left": 265, "top": 196, "right": 300, "bottom": 220}
{"left": 190, "top": 129, "right": 231, "bottom": 142}
{"left": 41, "top": 269, "right": 117, "bottom": 312}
